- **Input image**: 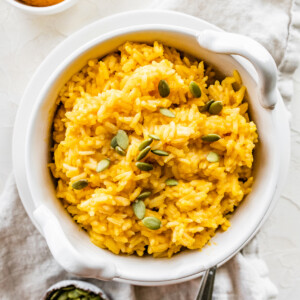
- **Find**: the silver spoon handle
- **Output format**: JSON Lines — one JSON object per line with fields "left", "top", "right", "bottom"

{"left": 195, "top": 266, "right": 217, "bottom": 300}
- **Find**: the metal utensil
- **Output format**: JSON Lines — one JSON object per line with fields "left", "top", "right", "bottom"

{"left": 195, "top": 266, "right": 217, "bottom": 300}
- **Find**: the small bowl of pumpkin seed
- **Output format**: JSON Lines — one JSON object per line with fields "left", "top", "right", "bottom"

{"left": 43, "top": 280, "right": 110, "bottom": 300}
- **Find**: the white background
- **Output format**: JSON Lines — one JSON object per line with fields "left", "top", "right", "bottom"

{"left": 0, "top": 0, "right": 299, "bottom": 299}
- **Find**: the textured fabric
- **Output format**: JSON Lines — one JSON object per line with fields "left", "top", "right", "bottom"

{"left": 0, "top": 0, "right": 299, "bottom": 299}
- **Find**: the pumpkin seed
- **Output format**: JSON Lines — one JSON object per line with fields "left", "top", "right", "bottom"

{"left": 57, "top": 291, "right": 68, "bottom": 300}
{"left": 132, "top": 200, "right": 146, "bottom": 220}
{"left": 49, "top": 290, "right": 61, "bottom": 300}
{"left": 201, "top": 134, "right": 221, "bottom": 142}
{"left": 160, "top": 108, "right": 175, "bottom": 118}
{"left": 165, "top": 178, "right": 178, "bottom": 186}
{"left": 74, "top": 289, "right": 89, "bottom": 296}
{"left": 136, "top": 162, "right": 153, "bottom": 171}
{"left": 209, "top": 101, "right": 223, "bottom": 115}
{"left": 110, "top": 135, "right": 118, "bottom": 148}
{"left": 142, "top": 217, "right": 161, "bottom": 230}
{"left": 199, "top": 100, "right": 214, "bottom": 113}
{"left": 189, "top": 81, "right": 202, "bottom": 98}
{"left": 137, "top": 146, "right": 151, "bottom": 161}
{"left": 116, "top": 130, "right": 129, "bottom": 150}
{"left": 151, "top": 149, "right": 169, "bottom": 156}
{"left": 96, "top": 158, "right": 111, "bottom": 173}
{"left": 61, "top": 286, "right": 75, "bottom": 291}
{"left": 207, "top": 151, "right": 220, "bottom": 162}
{"left": 138, "top": 138, "right": 153, "bottom": 150}
{"left": 68, "top": 290, "right": 81, "bottom": 298}
{"left": 137, "top": 191, "right": 151, "bottom": 200}
{"left": 158, "top": 79, "right": 170, "bottom": 97}
{"left": 148, "top": 134, "right": 161, "bottom": 141}
{"left": 71, "top": 179, "right": 88, "bottom": 190}
{"left": 115, "top": 145, "right": 126, "bottom": 156}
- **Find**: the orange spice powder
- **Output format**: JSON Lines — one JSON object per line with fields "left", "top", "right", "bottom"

{"left": 21, "top": 0, "right": 63, "bottom": 6}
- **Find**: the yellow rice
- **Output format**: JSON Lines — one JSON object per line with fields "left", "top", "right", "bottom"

{"left": 49, "top": 41, "right": 258, "bottom": 257}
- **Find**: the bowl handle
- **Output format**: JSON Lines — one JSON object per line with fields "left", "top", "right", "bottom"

{"left": 33, "top": 205, "right": 117, "bottom": 280}
{"left": 197, "top": 30, "right": 278, "bottom": 109}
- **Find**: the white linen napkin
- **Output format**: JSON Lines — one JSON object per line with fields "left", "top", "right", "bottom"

{"left": 0, "top": 0, "right": 299, "bottom": 299}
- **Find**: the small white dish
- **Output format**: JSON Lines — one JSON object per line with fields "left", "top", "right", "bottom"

{"left": 4, "top": 0, "right": 78, "bottom": 15}
{"left": 43, "top": 280, "right": 110, "bottom": 300}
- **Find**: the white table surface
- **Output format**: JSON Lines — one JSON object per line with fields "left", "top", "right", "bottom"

{"left": 0, "top": 1, "right": 299, "bottom": 299}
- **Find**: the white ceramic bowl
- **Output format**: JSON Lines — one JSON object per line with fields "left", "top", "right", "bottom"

{"left": 22, "top": 13, "right": 290, "bottom": 285}
{"left": 4, "top": 0, "right": 78, "bottom": 15}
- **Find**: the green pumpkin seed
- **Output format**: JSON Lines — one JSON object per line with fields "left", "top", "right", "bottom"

{"left": 132, "top": 200, "right": 146, "bottom": 220}
{"left": 199, "top": 100, "right": 214, "bottom": 113}
{"left": 49, "top": 290, "right": 61, "bottom": 300}
{"left": 137, "top": 191, "right": 151, "bottom": 200}
{"left": 71, "top": 179, "right": 88, "bottom": 190}
{"left": 207, "top": 151, "right": 220, "bottom": 162}
{"left": 160, "top": 108, "right": 175, "bottom": 118}
{"left": 158, "top": 79, "right": 170, "bottom": 97}
{"left": 137, "top": 146, "right": 151, "bottom": 161}
{"left": 142, "top": 217, "right": 161, "bottom": 230}
{"left": 209, "top": 101, "right": 223, "bottom": 115}
{"left": 136, "top": 162, "right": 153, "bottom": 171}
{"left": 189, "top": 81, "right": 202, "bottom": 98}
{"left": 68, "top": 290, "right": 81, "bottom": 299}
{"left": 61, "top": 286, "right": 75, "bottom": 291}
{"left": 89, "top": 297, "right": 101, "bottom": 300}
{"left": 201, "top": 134, "right": 221, "bottom": 142}
{"left": 148, "top": 134, "right": 161, "bottom": 141}
{"left": 110, "top": 136, "right": 118, "bottom": 148}
{"left": 57, "top": 291, "right": 68, "bottom": 300}
{"left": 151, "top": 149, "right": 169, "bottom": 156}
{"left": 115, "top": 145, "right": 126, "bottom": 156}
{"left": 116, "top": 129, "right": 129, "bottom": 150}
{"left": 74, "top": 289, "right": 89, "bottom": 296}
{"left": 96, "top": 158, "right": 111, "bottom": 173}
{"left": 138, "top": 138, "right": 153, "bottom": 150}
{"left": 165, "top": 178, "right": 178, "bottom": 186}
